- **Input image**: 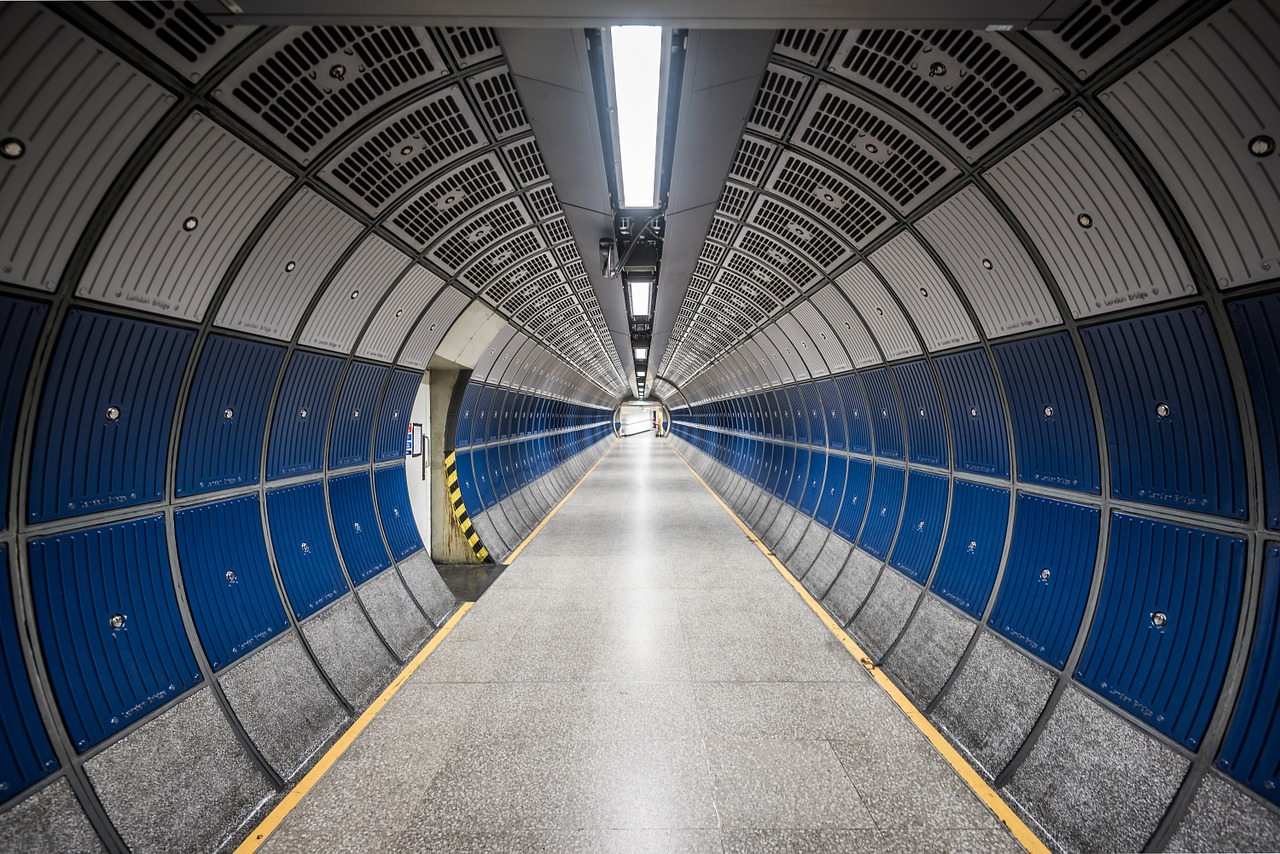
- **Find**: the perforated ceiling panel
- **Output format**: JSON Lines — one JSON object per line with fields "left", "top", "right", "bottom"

{"left": 1034, "top": 0, "right": 1186, "bottom": 79}
{"left": 502, "top": 136, "right": 548, "bottom": 187}
{"left": 0, "top": 5, "right": 171, "bottom": 293}
{"left": 916, "top": 185, "right": 1062, "bottom": 338}
{"left": 1103, "top": 0, "right": 1280, "bottom": 291}
{"left": 748, "top": 64, "right": 810, "bottom": 139}
{"left": 791, "top": 300, "right": 852, "bottom": 374}
{"left": 385, "top": 151, "right": 513, "bottom": 249}
{"left": 869, "top": 231, "right": 978, "bottom": 352}
{"left": 428, "top": 198, "right": 534, "bottom": 274}
{"left": 78, "top": 113, "right": 292, "bottom": 323}
{"left": 746, "top": 197, "right": 849, "bottom": 273}
{"left": 986, "top": 110, "right": 1196, "bottom": 318}
{"left": 440, "top": 27, "right": 502, "bottom": 69}
{"left": 834, "top": 264, "right": 922, "bottom": 361}
{"left": 299, "top": 234, "right": 410, "bottom": 353}
{"left": 467, "top": 65, "right": 530, "bottom": 140}
{"left": 357, "top": 265, "right": 446, "bottom": 362}
{"left": 732, "top": 229, "right": 822, "bottom": 290}
{"left": 808, "top": 285, "right": 883, "bottom": 368}
{"left": 92, "top": 2, "right": 253, "bottom": 83}
{"left": 774, "top": 29, "right": 834, "bottom": 66}
{"left": 765, "top": 152, "right": 892, "bottom": 248}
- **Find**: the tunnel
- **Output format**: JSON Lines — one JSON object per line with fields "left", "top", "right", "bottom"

{"left": 1, "top": 1, "right": 1278, "bottom": 851}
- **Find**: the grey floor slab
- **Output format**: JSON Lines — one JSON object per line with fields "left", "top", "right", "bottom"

{"left": 260, "top": 436, "right": 1020, "bottom": 853}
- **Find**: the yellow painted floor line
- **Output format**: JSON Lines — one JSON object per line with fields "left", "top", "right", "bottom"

{"left": 503, "top": 441, "right": 616, "bottom": 565}
{"left": 235, "top": 602, "right": 473, "bottom": 854}
{"left": 667, "top": 442, "right": 1051, "bottom": 854}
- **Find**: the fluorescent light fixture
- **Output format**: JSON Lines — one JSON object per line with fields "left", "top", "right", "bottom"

{"left": 635, "top": 347, "right": 647, "bottom": 360}
{"left": 610, "top": 26, "right": 661, "bottom": 208}
{"left": 637, "top": 370, "right": 646, "bottom": 377}
{"left": 628, "top": 278, "right": 652, "bottom": 316}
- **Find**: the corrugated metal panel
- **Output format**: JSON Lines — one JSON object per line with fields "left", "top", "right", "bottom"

{"left": 266, "top": 351, "right": 343, "bottom": 480}
{"left": 27, "top": 515, "right": 203, "bottom": 752}
{"left": 915, "top": 185, "right": 1061, "bottom": 338}
{"left": 1082, "top": 307, "right": 1246, "bottom": 519}
{"left": 935, "top": 349, "right": 1009, "bottom": 478}
{"left": 374, "top": 465, "right": 423, "bottom": 559}
{"left": 931, "top": 480, "right": 1010, "bottom": 618}
{"left": 90, "top": 2, "right": 251, "bottom": 82}
{"left": 0, "top": 296, "right": 47, "bottom": 530}
{"left": 859, "top": 463, "right": 905, "bottom": 560}
{"left": 375, "top": 369, "right": 421, "bottom": 462}
{"left": 300, "top": 234, "right": 411, "bottom": 354}
{"left": 1103, "top": 0, "right": 1280, "bottom": 291}
{"left": 1034, "top": 0, "right": 1184, "bottom": 80}
{"left": 989, "top": 494, "right": 1100, "bottom": 669}
{"left": 834, "top": 265, "right": 921, "bottom": 361}
{"left": 0, "top": 5, "right": 170, "bottom": 292}
{"left": 870, "top": 232, "right": 978, "bottom": 353}
{"left": 799, "top": 382, "right": 826, "bottom": 445}
{"left": 892, "top": 360, "right": 947, "bottom": 468}
{"left": 798, "top": 449, "right": 825, "bottom": 514}
{"left": 215, "top": 188, "right": 364, "bottom": 341}
{"left": 265, "top": 481, "right": 348, "bottom": 620}
{"left": 174, "top": 495, "right": 289, "bottom": 671}
{"left": 1219, "top": 543, "right": 1280, "bottom": 804}
{"left": 861, "top": 368, "right": 903, "bottom": 460}
{"left": 0, "top": 544, "right": 58, "bottom": 802}
{"left": 472, "top": 325, "right": 518, "bottom": 379}
{"left": 176, "top": 335, "right": 285, "bottom": 497}
{"left": 993, "top": 332, "right": 1100, "bottom": 495}
{"left": 398, "top": 286, "right": 471, "bottom": 370}
{"left": 815, "top": 455, "right": 847, "bottom": 528}
{"left": 1077, "top": 513, "right": 1246, "bottom": 750}
{"left": 328, "top": 471, "right": 391, "bottom": 583}
{"left": 792, "top": 301, "right": 852, "bottom": 374}
{"left": 835, "top": 373, "right": 872, "bottom": 454}
{"left": 986, "top": 111, "right": 1195, "bottom": 319}
{"left": 329, "top": 361, "right": 388, "bottom": 470}
{"left": 454, "top": 448, "right": 485, "bottom": 511}
{"left": 765, "top": 322, "right": 813, "bottom": 380}
{"left": 889, "top": 470, "right": 949, "bottom": 582}
{"left": 1229, "top": 293, "right": 1280, "bottom": 529}
{"left": 77, "top": 113, "right": 292, "bottom": 322}
{"left": 28, "top": 310, "right": 194, "bottom": 523}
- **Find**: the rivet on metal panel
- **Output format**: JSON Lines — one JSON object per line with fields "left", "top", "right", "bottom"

{"left": 299, "top": 408, "right": 309, "bottom": 419}
{"left": 1039, "top": 568, "right": 1051, "bottom": 582}
{"left": 929, "top": 61, "right": 946, "bottom": 76}
{"left": 1043, "top": 405, "right": 1054, "bottom": 417}
{"left": 329, "top": 64, "right": 347, "bottom": 80}
{"left": 353, "top": 409, "right": 360, "bottom": 418}
{"left": 968, "top": 540, "right": 978, "bottom": 553}
{"left": 916, "top": 520, "right": 925, "bottom": 532}
{"left": 919, "top": 408, "right": 926, "bottom": 417}
{"left": 182, "top": 216, "right": 199, "bottom": 231}
{"left": 982, "top": 258, "right": 994, "bottom": 270}
{"left": 350, "top": 290, "right": 360, "bottom": 299}
{"left": 225, "top": 570, "right": 237, "bottom": 583}
{"left": 1076, "top": 213, "right": 1093, "bottom": 229}
{"left": 1156, "top": 403, "right": 1172, "bottom": 418}
{"left": 1151, "top": 611, "right": 1167, "bottom": 628}
{"left": 105, "top": 406, "right": 121, "bottom": 421}
{"left": 1, "top": 137, "right": 24, "bottom": 159}
{"left": 300, "top": 541, "right": 311, "bottom": 554}
{"left": 223, "top": 408, "right": 234, "bottom": 420}
{"left": 970, "top": 406, "right": 979, "bottom": 417}
{"left": 109, "top": 613, "right": 126, "bottom": 630}
{"left": 1249, "top": 135, "right": 1275, "bottom": 157}
{"left": 285, "top": 261, "right": 296, "bottom": 272}
{"left": 354, "top": 522, "right": 362, "bottom": 533}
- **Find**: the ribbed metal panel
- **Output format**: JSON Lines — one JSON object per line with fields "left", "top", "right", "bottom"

{"left": 889, "top": 470, "right": 948, "bottom": 582}
{"left": 767, "top": 321, "right": 814, "bottom": 380}
{"left": 859, "top": 463, "right": 905, "bottom": 559}
{"left": 0, "top": 296, "right": 47, "bottom": 530}
{"left": 1219, "top": 543, "right": 1280, "bottom": 804}
{"left": 328, "top": 471, "right": 391, "bottom": 583}
{"left": 835, "top": 373, "right": 872, "bottom": 454}
{"left": 799, "top": 381, "right": 826, "bottom": 445}
{"left": 989, "top": 494, "right": 1101, "bottom": 669}
{"left": 374, "top": 465, "right": 423, "bottom": 559}
{"left": 454, "top": 382, "right": 479, "bottom": 448}
{"left": 916, "top": 185, "right": 1061, "bottom": 339}
{"left": 1082, "top": 307, "right": 1246, "bottom": 520}
{"left": 1077, "top": 513, "right": 1246, "bottom": 750}
{"left": 300, "top": 235, "right": 411, "bottom": 354}
{"left": 356, "top": 265, "right": 445, "bottom": 363}
{"left": 815, "top": 378, "right": 845, "bottom": 451}
{"left": 398, "top": 286, "right": 470, "bottom": 370}
{"left": 441, "top": 26, "right": 502, "bottom": 69}
{"left": 375, "top": 369, "right": 420, "bottom": 463}
{"left": 27, "top": 515, "right": 203, "bottom": 752}
{"left": 892, "top": 360, "right": 947, "bottom": 468}
{"left": 29, "top": 310, "right": 194, "bottom": 523}
{"left": 931, "top": 480, "right": 1010, "bottom": 618}
{"left": 266, "top": 351, "right": 343, "bottom": 481}
{"left": 0, "top": 544, "right": 57, "bottom": 803}
{"left": 834, "top": 265, "right": 921, "bottom": 361}
{"left": 986, "top": 111, "right": 1195, "bottom": 319}
{"left": 815, "top": 455, "right": 847, "bottom": 528}
{"left": 775, "top": 28, "right": 833, "bottom": 65}
{"left": 935, "top": 349, "right": 1009, "bottom": 478}
{"left": 1103, "top": 0, "right": 1279, "bottom": 290}
{"left": 328, "top": 361, "right": 388, "bottom": 470}
{"left": 792, "top": 301, "right": 851, "bottom": 374}
{"left": 90, "top": 2, "right": 251, "bottom": 82}
{"left": 265, "top": 481, "right": 348, "bottom": 620}
{"left": 0, "top": 5, "right": 170, "bottom": 292}
{"left": 871, "top": 232, "right": 977, "bottom": 353}
{"left": 1229, "top": 293, "right": 1280, "bottom": 529}
{"left": 77, "top": 113, "right": 291, "bottom": 322}
{"left": 1034, "top": 0, "right": 1184, "bottom": 80}
{"left": 799, "top": 449, "right": 824, "bottom": 513}
{"left": 174, "top": 495, "right": 289, "bottom": 671}
{"left": 454, "top": 448, "right": 485, "bottom": 511}
{"left": 176, "top": 335, "right": 285, "bottom": 498}
{"left": 861, "top": 368, "right": 903, "bottom": 460}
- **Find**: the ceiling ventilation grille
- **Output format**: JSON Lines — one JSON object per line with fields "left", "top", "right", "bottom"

{"left": 700, "top": 243, "right": 726, "bottom": 264}
{"left": 1037, "top": 0, "right": 1179, "bottom": 78}
{"left": 441, "top": 27, "right": 502, "bottom": 69}
{"left": 526, "top": 184, "right": 562, "bottom": 220}
{"left": 765, "top": 153, "right": 890, "bottom": 247}
{"left": 718, "top": 183, "right": 754, "bottom": 219}
{"left": 467, "top": 66, "right": 530, "bottom": 139}
{"left": 747, "top": 197, "right": 848, "bottom": 272}
{"left": 774, "top": 29, "right": 833, "bottom": 66}
{"left": 502, "top": 137, "right": 548, "bottom": 186}
{"left": 386, "top": 152, "right": 510, "bottom": 248}
{"left": 720, "top": 259, "right": 796, "bottom": 308}
{"left": 542, "top": 216, "right": 573, "bottom": 245}
{"left": 96, "top": 1, "right": 248, "bottom": 81}
{"left": 729, "top": 135, "right": 777, "bottom": 183}
{"left": 554, "top": 243, "right": 581, "bottom": 266}
{"left": 707, "top": 216, "right": 738, "bottom": 244}
{"left": 734, "top": 229, "right": 822, "bottom": 289}
{"left": 460, "top": 235, "right": 549, "bottom": 290}
{"left": 747, "top": 64, "right": 810, "bottom": 138}
{"left": 428, "top": 199, "right": 532, "bottom": 272}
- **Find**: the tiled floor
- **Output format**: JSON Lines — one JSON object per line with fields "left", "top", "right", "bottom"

{"left": 260, "top": 436, "right": 1021, "bottom": 853}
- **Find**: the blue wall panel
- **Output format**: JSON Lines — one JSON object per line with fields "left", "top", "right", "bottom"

{"left": 859, "top": 464, "right": 906, "bottom": 560}
{"left": 29, "top": 310, "right": 194, "bottom": 523}
{"left": 861, "top": 369, "right": 903, "bottom": 460}
{"left": 815, "top": 455, "right": 847, "bottom": 528}
{"left": 265, "top": 482, "right": 348, "bottom": 620}
{"left": 473, "top": 386, "right": 494, "bottom": 444}
{"left": 834, "top": 374, "right": 872, "bottom": 454}
{"left": 459, "top": 448, "right": 488, "bottom": 511}
{"left": 374, "top": 465, "right": 424, "bottom": 560}
{"left": 799, "top": 450, "right": 825, "bottom": 516}
{"left": 993, "top": 332, "right": 1100, "bottom": 494}
{"left": 989, "top": 494, "right": 1100, "bottom": 669}
{"left": 786, "top": 448, "right": 810, "bottom": 508}
{"left": 1082, "top": 307, "right": 1246, "bottom": 519}
{"left": 267, "top": 351, "right": 343, "bottom": 480}
{"left": 329, "top": 361, "right": 388, "bottom": 470}
{"left": 0, "top": 296, "right": 47, "bottom": 531}
{"left": 27, "top": 516, "right": 202, "bottom": 752}
{"left": 931, "top": 481, "right": 1010, "bottom": 618}
{"left": 775, "top": 446, "right": 797, "bottom": 500}
{"left": 1076, "top": 514, "right": 1245, "bottom": 750}
{"left": 816, "top": 379, "right": 846, "bottom": 451}
{"left": 834, "top": 458, "right": 873, "bottom": 542}
{"left": 329, "top": 471, "right": 391, "bottom": 583}
{"left": 455, "top": 382, "right": 480, "bottom": 448}
{"left": 893, "top": 360, "right": 948, "bottom": 468}
{"left": 0, "top": 545, "right": 57, "bottom": 803}
{"left": 935, "top": 349, "right": 1009, "bottom": 478}
{"left": 375, "top": 369, "right": 421, "bottom": 462}
{"left": 1229, "top": 294, "right": 1280, "bottom": 530}
{"left": 176, "top": 335, "right": 285, "bottom": 498}
{"left": 174, "top": 495, "right": 289, "bottom": 671}
{"left": 790, "top": 387, "right": 811, "bottom": 444}
{"left": 889, "top": 470, "right": 949, "bottom": 582}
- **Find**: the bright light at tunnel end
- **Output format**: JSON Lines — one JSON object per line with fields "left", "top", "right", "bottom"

{"left": 611, "top": 25, "right": 662, "bottom": 209}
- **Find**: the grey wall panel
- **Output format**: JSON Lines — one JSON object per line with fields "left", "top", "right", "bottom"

{"left": 0, "top": 5, "right": 171, "bottom": 292}
{"left": 215, "top": 188, "right": 364, "bottom": 341}
{"left": 764, "top": 151, "right": 892, "bottom": 249}
{"left": 775, "top": 313, "right": 827, "bottom": 377}
{"left": 834, "top": 264, "right": 921, "bottom": 361}
{"left": 356, "top": 265, "right": 446, "bottom": 362}
{"left": 916, "top": 185, "right": 1062, "bottom": 338}
{"left": 1103, "top": 0, "right": 1280, "bottom": 291}
{"left": 1033, "top": 0, "right": 1186, "bottom": 80}
{"left": 91, "top": 3, "right": 254, "bottom": 83}
{"left": 808, "top": 284, "right": 882, "bottom": 367}
{"left": 986, "top": 111, "right": 1196, "bottom": 318}
{"left": 790, "top": 300, "right": 850, "bottom": 374}
{"left": 77, "top": 113, "right": 292, "bottom": 322}
{"left": 0, "top": 777, "right": 103, "bottom": 853}
{"left": 398, "top": 286, "right": 471, "bottom": 369}
{"left": 472, "top": 324, "right": 518, "bottom": 378}
{"left": 299, "top": 234, "right": 411, "bottom": 353}
{"left": 869, "top": 231, "right": 978, "bottom": 352}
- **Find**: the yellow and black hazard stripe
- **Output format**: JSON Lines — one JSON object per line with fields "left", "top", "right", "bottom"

{"left": 444, "top": 452, "right": 489, "bottom": 562}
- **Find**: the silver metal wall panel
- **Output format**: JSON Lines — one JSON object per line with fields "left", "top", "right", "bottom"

{"left": 78, "top": 113, "right": 292, "bottom": 322}
{"left": 870, "top": 231, "right": 979, "bottom": 352}
{"left": 775, "top": 313, "right": 828, "bottom": 377}
{"left": 356, "top": 265, "right": 446, "bottom": 362}
{"left": 215, "top": 188, "right": 364, "bottom": 341}
{"left": 916, "top": 184, "right": 1062, "bottom": 338}
{"left": 299, "top": 234, "right": 410, "bottom": 353}
{"left": 0, "top": 6, "right": 171, "bottom": 292}
{"left": 808, "top": 285, "right": 882, "bottom": 368}
{"left": 1103, "top": 0, "right": 1280, "bottom": 291}
{"left": 834, "top": 264, "right": 922, "bottom": 361}
{"left": 790, "top": 300, "right": 851, "bottom": 374}
{"left": 731, "top": 228, "right": 823, "bottom": 291}
{"left": 1033, "top": 0, "right": 1186, "bottom": 80}
{"left": 91, "top": 2, "right": 253, "bottom": 83}
{"left": 501, "top": 136, "right": 548, "bottom": 187}
{"left": 764, "top": 151, "right": 893, "bottom": 249}
{"left": 755, "top": 332, "right": 797, "bottom": 385}
{"left": 743, "top": 337, "right": 784, "bottom": 387}
{"left": 397, "top": 287, "right": 472, "bottom": 369}
{"left": 729, "top": 135, "right": 777, "bottom": 185}
{"left": 472, "top": 324, "right": 518, "bottom": 378}
{"left": 986, "top": 111, "right": 1196, "bottom": 318}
